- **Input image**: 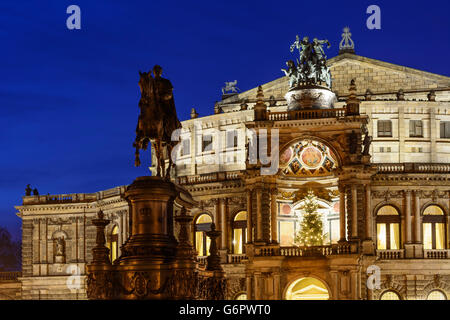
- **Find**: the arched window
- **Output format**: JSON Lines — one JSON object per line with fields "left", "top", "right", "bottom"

{"left": 380, "top": 290, "right": 401, "bottom": 300}
{"left": 376, "top": 205, "right": 401, "bottom": 250}
{"left": 194, "top": 214, "right": 212, "bottom": 256}
{"left": 423, "top": 205, "right": 446, "bottom": 250}
{"left": 110, "top": 226, "right": 119, "bottom": 263}
{"left": 232, "top": 211, "right": 247, "bottom": 254}
{"left": 285, "top": 277, "right": 330, "bottom": 300}
{"left": 234, "top": 292, "right": 247, "bottom": 300}
{"left": 427, "top": 290, "right": 447, "bottom": 300}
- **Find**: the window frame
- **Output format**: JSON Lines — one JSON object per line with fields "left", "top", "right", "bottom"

{"left": 231, "top": 212, "right": 247, "bottom": 254}
{"left": 377, "top": 120, "right": 393, "bottom": 137}
{"left": 440, "top": 121, "right": 450, "bottom": 139}
{"left": 422, "top": 205, "right": 447, "bottom": 250}
{"left": 194, "top": 214, "right": 212, "bottom": 256}
{"left": 409, "top": 120, "right": 423, "bottom": 138}
{"left": 376, "top": 205, "right": 401, "bottom": 250}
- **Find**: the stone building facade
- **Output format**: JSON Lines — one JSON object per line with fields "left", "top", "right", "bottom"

{"left": 11, "top": 33, "right": 450, "bottom": 300}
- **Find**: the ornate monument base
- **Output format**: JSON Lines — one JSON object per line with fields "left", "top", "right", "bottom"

{"left": 285, "top": 84, "right": 337, "bottom": 111}
{"left": 86, "top": 176, "right": 227, "bottom": 300}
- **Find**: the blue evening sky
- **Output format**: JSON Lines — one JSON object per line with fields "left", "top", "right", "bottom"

{"left": 0, "top": 0, "right": 449, "bottom": 240}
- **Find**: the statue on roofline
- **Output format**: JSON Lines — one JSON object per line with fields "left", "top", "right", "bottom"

{"left": 283, "top": 35, "right": 332, "bottom": 89}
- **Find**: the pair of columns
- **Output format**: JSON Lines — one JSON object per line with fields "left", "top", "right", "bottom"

{"left": 213, "top": 198, "right": 229, "bottom": 250}
{"left": 405, "top": 190, "right": 422, "bottom": 244}
{"left": 339, "top": 183, "right": 373, "bottom": 241}
{"left": 246, "top": 188, "right": 278, "bottom": 244}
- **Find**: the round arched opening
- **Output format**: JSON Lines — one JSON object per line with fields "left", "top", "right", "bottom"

{"left": 234, "top": 292, "right": 247, "bottom": 300}
{"left": 379, "top": 290, "right": 401, "bottom": 300}
{"left": 285, "top": 277, "right": 330, "bottom": 300}
{"left": 427, "top": 290, "right": 447, "bottom": 300}
{"left": 194, "top": 214, "right": 212, "bottom": 256}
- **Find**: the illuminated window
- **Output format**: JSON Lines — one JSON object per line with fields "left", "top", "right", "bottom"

{"left": 285, "top": 277, "right": 330, "bottom": 300}
{"left": 423, "top": 205, "right": 446, "bottom": 250}
{"left": 234, "top": 292, "right": 247, "bottom": 300}
{"left": 194, "top": 214, "right": 212, "bottom": 256}
{"left": 376, "top": 205, "right": 400, "bottom": 250}
{"left": 232, "top": 211, "right": 247, "bottom": 254}
{"left": 109, "top": 226, "right": 119, "bottom": 263}
{"left": 380, "top": 290, "right": 400, "bottom": 300}
{"left": 427, "top": 290, "right": 447, "bottom": 300}
{"left": 280, "top": 220, "right": 295, "bottom": 246}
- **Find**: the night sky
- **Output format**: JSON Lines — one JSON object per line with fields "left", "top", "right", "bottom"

{"left": 0, "top": 0, "right": 449, "bottom": 241}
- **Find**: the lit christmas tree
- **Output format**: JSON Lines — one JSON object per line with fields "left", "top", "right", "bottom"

{"left": 294, "top": 190, "right": 327, "bottom": 246}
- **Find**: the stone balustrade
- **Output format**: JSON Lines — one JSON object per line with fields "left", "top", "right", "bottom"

{"left": 268, "top": 108, "right": 346, "bottom": 121}
{"left": 376, "top": 163, "right": 450, "bottom": 174}
{"left": 0, "top": 272, "right": 21, "bottom": 281}
{"left": 424, "top": 249, "right": 450, "bottom": 259}
{"left": 377, "top": 249, "right": 404, "bottom": 259}
{"left": 254, "top": 242, "right": 357, "bottom": 257}
{"left": 226, "top": 254, "right": 248, "bottom": 264}
{"left": 22, "top": 186, "right": 127, "bottom": 205}
{"left": 177, "top": 171, "right": 241, "bottom": 185}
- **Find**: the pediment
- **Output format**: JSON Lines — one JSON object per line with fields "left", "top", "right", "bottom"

{"left": 222, "top": 53, "right": 450, "bottom": 102}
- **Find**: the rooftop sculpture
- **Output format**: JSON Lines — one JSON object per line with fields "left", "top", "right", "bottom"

{"left": 222, "top": 80, "right": 240, "bottom": 95}
{"left": 282, "top": 35, "right": 332, "bottom": 88}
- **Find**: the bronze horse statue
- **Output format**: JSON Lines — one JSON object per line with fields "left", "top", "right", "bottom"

{"left": 133, "top": 65, "right": 181, "bottom": 179}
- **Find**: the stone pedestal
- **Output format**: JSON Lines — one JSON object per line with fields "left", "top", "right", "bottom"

{"left": 362, "top": 240, "right": 375, "bottom": 255}
{"left": 87, "top": 176, "right": 201, "bottom": 300}
{"left": 404, "top": 243, "right": 424, "bottom": 258}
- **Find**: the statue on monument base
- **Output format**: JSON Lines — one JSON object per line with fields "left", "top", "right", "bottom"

{"left": 133, "top": 65, "right": 181, "bottom": 179}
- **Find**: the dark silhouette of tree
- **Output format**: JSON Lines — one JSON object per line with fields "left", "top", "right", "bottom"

{"left": 0, "top": 227, "right": 21, "bottom": 271}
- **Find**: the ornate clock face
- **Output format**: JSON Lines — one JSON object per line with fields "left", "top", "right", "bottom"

{"left": 280, "top": 140, "right": 337, "bottom": 176}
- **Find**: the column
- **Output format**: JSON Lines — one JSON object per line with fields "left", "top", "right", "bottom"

{"left": 365, "top": 185, "right": 372, "bottom": 240}
{"left": 254, "top": 273, "right": 262, "bottom": 299}
{"left": 351, "top": 184, "right": 358, "bottom": 238}
{"left": 256, "top": 188, "right": 263, "bottom": 242}
{"left": 213, "top": 199, "right": 221, "bottom": 248}
{"left": 414, "top": 191, "right": 421, "bottom": 243}
{"left": 339, "top": 185, "right": 346, "bottom": 241}
{"left": 221, "top": 198, "right": 227, "bottom": 250}
{"left": 246, "top": 189, "right": 253, "bottom": 243}
{"left": 273, "top": 273, "right": 281, "bottom": 299}
{"left": 246, "top": 275, "right": 253, "bottom": 300}
{"left": 405, "top": 190, "right": 412, "bottom": 243}
{"left": 270, "top": 189, "right": 278, "bottom": 243}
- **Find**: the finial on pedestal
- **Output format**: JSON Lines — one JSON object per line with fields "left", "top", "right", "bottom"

{"left": 190, "top": 107, "right": 198, "bottom": 119}
{"left": 254, "top": 86, "right": 267, "bottom": 121}
{"left": 345, "top": 79, "right": 360, "bottom": 116}
{"left": 339, "top": 26, "right": 355, "bottom": 54}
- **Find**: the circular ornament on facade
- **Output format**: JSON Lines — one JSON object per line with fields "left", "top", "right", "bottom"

{"left": 281, "top": 204, "right": 292, "bottom": 215}
{"left": 300, "top": 146, "right": 323, "bottom": 168}
{"left": 280, "top": 147, "right": 293, "bottom": 165}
